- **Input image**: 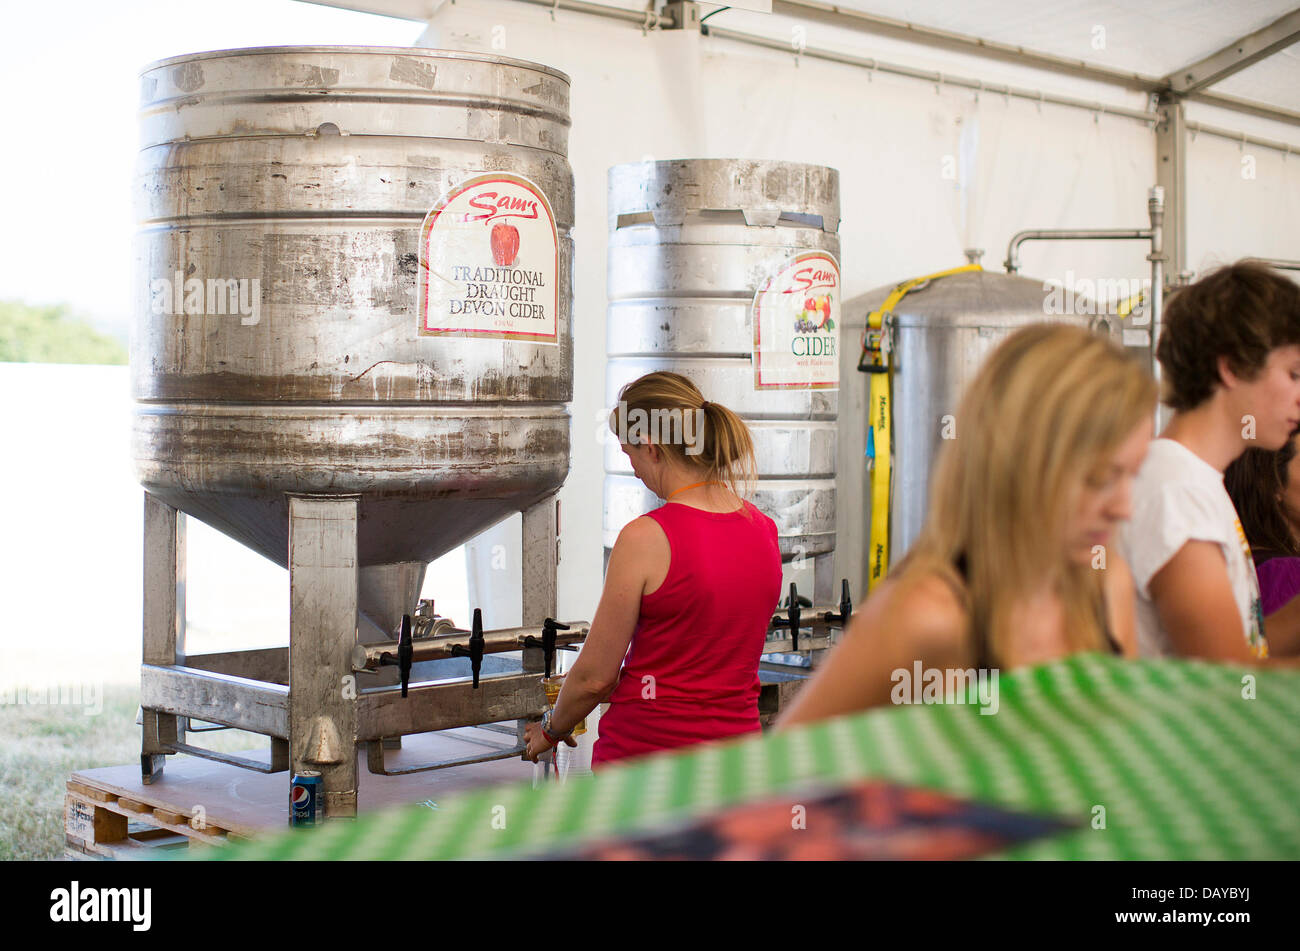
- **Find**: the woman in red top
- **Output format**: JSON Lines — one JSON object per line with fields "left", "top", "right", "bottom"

{"left": 523, "top": 371, "right": 783, "bottom": 767}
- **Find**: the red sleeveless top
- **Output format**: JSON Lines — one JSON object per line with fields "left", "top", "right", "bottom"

{"left": 592, "top": 499, "right": 783, "bottom": 767}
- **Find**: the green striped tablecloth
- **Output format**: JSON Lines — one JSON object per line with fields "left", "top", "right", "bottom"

{"left": 197, "top": 654, "right": 1300, "bottom": 860}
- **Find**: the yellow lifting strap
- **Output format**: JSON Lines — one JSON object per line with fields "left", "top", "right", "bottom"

{"left": 860, "top": 263, "right": 983, "bottom": 592}
{"left": 1116, "top": 290, "right": 1143, "bottom": 319}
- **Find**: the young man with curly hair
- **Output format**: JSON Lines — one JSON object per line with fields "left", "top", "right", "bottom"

{"left": 1119, "top": 261, "right": 1300, "bottom": 663}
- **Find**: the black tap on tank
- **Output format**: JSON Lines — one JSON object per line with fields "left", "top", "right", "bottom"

{"left": 822, "top": 579, "right": 853, "bottom": 625}
{"left": 450, "top": 608, "right": 486, "bottom": 689}
{"left": 522, "top": 618, "right": 574, "bottom": 680}
{"left": 770, "top": 582, "right": 809, "bottom": 651}
{"left": 398, "top": 614, "right": 413, "bottom": 698}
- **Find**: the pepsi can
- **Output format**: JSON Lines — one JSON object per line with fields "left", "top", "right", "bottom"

{"left": 290, "top": 771, "right": 321, "bottom": 827}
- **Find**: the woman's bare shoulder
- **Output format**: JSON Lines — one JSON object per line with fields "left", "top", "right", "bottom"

{"left": 856, "top": 565, "right": 972, "bottom": 662}
{"left": 614, "top": 514, "right": 665, "bottom": 544}
{"left": 610, "top": 516, "right": 670, "bottom": 569}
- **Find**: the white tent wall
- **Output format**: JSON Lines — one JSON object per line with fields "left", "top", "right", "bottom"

{"left": 409, "top": 0, "right": 1300, "bottom": 623}
{"left": 1183, "top": 100, "right": 1300, "bottom": 272}
{"left": 1187, "top": 133, "right": 1300, "bottom": 272}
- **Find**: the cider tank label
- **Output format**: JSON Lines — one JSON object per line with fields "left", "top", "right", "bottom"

{"left": 752, "top": 251, "right": 840, "bottom": 389}
{"left": 418, "top": 172, "right": 559, "bottom": 343}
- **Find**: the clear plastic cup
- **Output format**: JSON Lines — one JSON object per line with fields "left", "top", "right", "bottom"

{"left": 542, "top": 676, "right": 586, "bottom": 735}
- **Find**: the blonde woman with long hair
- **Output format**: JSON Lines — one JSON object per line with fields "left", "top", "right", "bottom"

{"left": 524, "top": 371, "right": 783, "bottom": 766}
{"left": 779, "top": 324, "right": 1157, "bottom": 726}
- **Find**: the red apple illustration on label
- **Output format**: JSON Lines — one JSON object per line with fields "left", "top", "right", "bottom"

{"left": 491, "top": 221, "right": 520, "bottom": 266}
{"left": 817, "top": 295, "right": 832, "bottom": 329}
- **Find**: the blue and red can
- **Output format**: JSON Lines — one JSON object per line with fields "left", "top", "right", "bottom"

{"left": 290, "top": 771, "right": 321, "bottom": 827}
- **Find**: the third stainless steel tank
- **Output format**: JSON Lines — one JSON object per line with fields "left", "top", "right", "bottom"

{"left": 836, "top": 270, "right": 1103, "bottom": 594}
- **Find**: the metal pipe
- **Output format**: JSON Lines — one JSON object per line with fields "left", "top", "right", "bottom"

{"left": 508, "top": 0, "right": 672, "bottom": 29}
{"left": 1247, "top": 257, "right": 1300, "bottom": 272}
{"left": 352, "top": 621, "right": 590, "bottom": 670}
{"left": 770, "top": 0, "right": 1163, "bottom": 94}
{"left": 1183, "top": 120, "right": 1300, "bottom": 157}
{"left": 764, "top": 631, "right": 834, "bottom": 654}
{"left": 1147, "top": 186, "right": 1166, "bottom": 414}
{"left": 1004, "top": 229, "right": 1153, "bottom": 274}
{"left": 1190, "top": 92, "right": 1300, "bottom": 132}
{"left": 762, "top": 601, "right": 851, "bottom": 655}
{"left": 412, "top": 614, "right": 458, "bottom": 639}
{"left": 1167, "top": 9, "right": 1300, "bottom": 98}
{"left": 368, "top": 741, "right": 527, "bottom": 776}
{"left": 999, "top": 190, "right": 1168, "bottom": 427}
{"left": 705, "top": 25, "right": 1157, "bottom": 125}
{"left": 165, "top": 741, "right": 285, "bottom": 774}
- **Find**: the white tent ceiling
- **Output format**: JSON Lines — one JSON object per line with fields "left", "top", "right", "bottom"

{"left": 1212, "top": 39, "right": 1300, "bottom": 113}
{"left": 813, "top": 0, "right": 1294, "bottom": 78}
{"left": 310, "top": 0, "right": 1300, "bottom": 118}
{"left": 793, "top": 0, "right": 1300, "bottom": 115}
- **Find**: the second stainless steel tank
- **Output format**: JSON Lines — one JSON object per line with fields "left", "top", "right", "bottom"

{"left": 604, "top": 159, "right": 840, "bottom": 564}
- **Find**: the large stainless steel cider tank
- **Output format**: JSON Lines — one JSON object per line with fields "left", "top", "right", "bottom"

{"left": 133, "top": 47, "right": 575, "bottom": 633}
{"left": 132, "top": 48, "right": 583, "bottom": 813}
{"left": 604, "top": 159, "right": 841, "bottom": 600}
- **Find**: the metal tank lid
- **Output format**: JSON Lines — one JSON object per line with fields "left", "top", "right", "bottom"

{"left": 140, "top": 45, "right": 572, "bottom": 84}
{"left": 137, "top": 44, "right": 573, "bottom": 150}
{"left": 608, "top": 158, "right": 840, "bottom": 231}
{"left": 846, "top": 269, "right": 1095, "bottom": 330}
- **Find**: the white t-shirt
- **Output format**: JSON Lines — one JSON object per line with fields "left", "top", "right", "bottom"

{"left": 1118, "top": 438, "right": 1268, "bottom": 659}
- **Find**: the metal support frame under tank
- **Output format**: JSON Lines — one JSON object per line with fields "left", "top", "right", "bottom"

{"left": 139, "top": 491, "right": 583, "bottom": 819}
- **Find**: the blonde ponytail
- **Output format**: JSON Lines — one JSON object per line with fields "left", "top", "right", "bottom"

{"left": 610, "top": 371, "right": 758, "bottom": 500}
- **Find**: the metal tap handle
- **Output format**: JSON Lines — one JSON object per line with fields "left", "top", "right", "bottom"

{"left": 786, "top": 583, "right": 802, "bottom": 652}
{"left": 822, "top": 579, "right": 855, "bottom": 626}
{"left": 542, "top": 618, "right": 569, "bottom": 679}
{"left": 770, "top": 584, "right": 805, "bottom": 629}
{"left": 469, "top": 608, "right": 484, "bottom": 689}
{"left": 398, "top": 614, "right": 413, "bottom": 698}
{"left": 791, "top": 583, "right": 803, "bottom": 651}
{"left": 451, "top": 608, "right": 487, "bottom": 688}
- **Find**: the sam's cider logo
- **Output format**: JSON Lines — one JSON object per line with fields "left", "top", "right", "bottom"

{"left": 464, "top": 190, "right": 540, "bottom": 267}
{"left": 753, "top": 251, "right": 840, "bottom": 389}
{"left": 419, "top": 173, "right": 558, "bottom": 342}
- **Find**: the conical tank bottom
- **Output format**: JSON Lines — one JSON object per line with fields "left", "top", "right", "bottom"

{"left": 357, "top": 562, "right": 427, "bottom": 642}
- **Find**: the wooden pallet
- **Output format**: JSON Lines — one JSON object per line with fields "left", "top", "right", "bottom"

{"left": 64, "top": 727, "right": 533, "bottom": 860}
{"left": 65, "top": 777, "right": 247, "bottom": 859}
